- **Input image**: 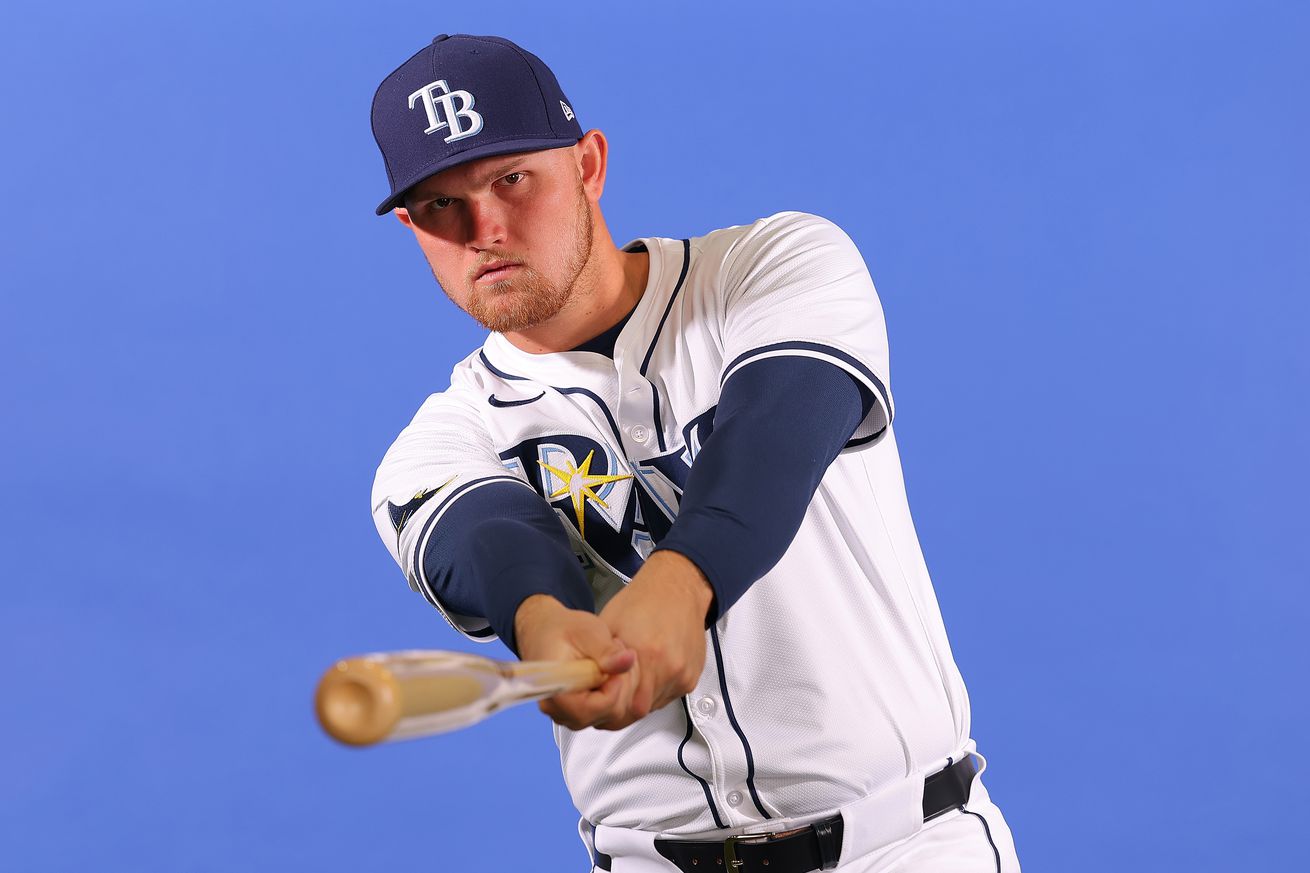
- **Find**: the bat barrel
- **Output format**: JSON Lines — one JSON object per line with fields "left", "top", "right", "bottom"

{"left": 315, "top": 654, "right": 491, "bottom": 745}
{"left": 315, "top": 657, "right": 406, "bottom": 746}
{"left": 315, "top": 651, "right": 603, "bottom": 746}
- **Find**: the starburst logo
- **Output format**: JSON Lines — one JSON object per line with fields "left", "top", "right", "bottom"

{"left": 537, "top": 450, "right": 632, "bottom": 538}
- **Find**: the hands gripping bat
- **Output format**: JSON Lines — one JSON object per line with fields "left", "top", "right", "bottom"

{"left": 314, "top": 650, "right": 602, "bottom": 746}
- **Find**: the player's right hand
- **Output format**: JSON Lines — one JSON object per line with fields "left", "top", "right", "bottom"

{"left": 514, "top": 594, "right": 639, "bottom": 730}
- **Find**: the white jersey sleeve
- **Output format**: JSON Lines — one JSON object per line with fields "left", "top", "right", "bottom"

{"left": 370, "top": 389, "right": 535, "bottom": 639}
{"left": 717, "top": 211, "right": 894, "bottom": 445}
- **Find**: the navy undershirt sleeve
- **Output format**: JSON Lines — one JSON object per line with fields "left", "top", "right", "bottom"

{"left": 654, "top": 356, "right": 874, "bottom": 622}
{"left": 421, "top": 483, "right": 594, "bottom": 656}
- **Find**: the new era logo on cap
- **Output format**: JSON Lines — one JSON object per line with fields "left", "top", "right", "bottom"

{"left": 370, "top": 34, "right": 585, "bottom": 215}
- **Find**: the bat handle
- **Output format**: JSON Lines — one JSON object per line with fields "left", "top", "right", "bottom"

{"left": 506, "top": 658, "right": 604, "bottom": 694}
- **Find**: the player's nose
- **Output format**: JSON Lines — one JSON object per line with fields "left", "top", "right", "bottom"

{"left": 464, "top": 199, "right": 508, "bottom": 250}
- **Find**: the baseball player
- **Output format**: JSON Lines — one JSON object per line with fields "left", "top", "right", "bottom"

{"left": 368, "top": 34, "right": 1021, "bottom": 872}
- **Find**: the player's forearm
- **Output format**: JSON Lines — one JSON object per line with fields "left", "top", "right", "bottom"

{"left": 421, "top": 483, "right": 594, "bottom": 655}
{"left": 655, "top": 356, "right": 872, "bottom": 619}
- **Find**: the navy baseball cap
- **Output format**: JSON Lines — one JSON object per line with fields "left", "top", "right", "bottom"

{"left": 370, "top": 34, "right": 584, "bottom": 215}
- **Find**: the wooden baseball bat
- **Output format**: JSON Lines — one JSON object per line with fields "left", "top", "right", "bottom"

{"left": 314, "top": 650, "right": 602, "bottom": 746}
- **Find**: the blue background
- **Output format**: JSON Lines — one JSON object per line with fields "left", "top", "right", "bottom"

{"left": 3, "top": 2, "right": 1306, "bottom": 870}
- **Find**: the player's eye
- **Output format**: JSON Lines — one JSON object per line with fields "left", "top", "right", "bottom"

{"left": 502, "top": 172, "right": 524, "bottom": 186}
{"left": 430, "top": 197, "right": 455, "bottom": 211}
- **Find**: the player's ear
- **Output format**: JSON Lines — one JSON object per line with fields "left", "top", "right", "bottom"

{"left": 575, "top": 129, "right": 608, "bottom": 202}
{"left": 394, "top": 207, "right": 414, "bottom": 228}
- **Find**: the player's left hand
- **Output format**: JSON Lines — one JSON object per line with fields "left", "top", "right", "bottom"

{"left": 596, "top": 549, "right": 714, "bottom": 729}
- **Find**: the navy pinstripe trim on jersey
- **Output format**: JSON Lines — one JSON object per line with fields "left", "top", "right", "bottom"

{"left": 962, "top": 809, "right": 1002, "bottom": 872}
{"left": 477, "top": 350, "right": 629, "bottom": 448}
{"left": 639, "top": 238, "right": 691, "bottom": 376}
{"left": 487, "top": 391, "right": 545, "bottom": 408}
{"left": 709, "top": 625, "right": 771, "bottom": 820}
{"left": 721, "top": 341, "right": 892, "bottom": 424}
{"left": 677, "top": 697, "right": 727, "bottom": 829}
{"left": 556, "top": 386, "right": 625, "bottom": 445}
{"left": 648, "top": 380, "right": 668, "bottom": 452}
{"left": 844, "top": 427, "right": 889, "bottom": 448}
{"left": 478, "top": 350, "right": 530, "bottom": 381}
{"left": 411, "top": 477, "right": 529, "bottom": 631}
{"left": 409, "top": 570, "right": 442, "bottom": 609}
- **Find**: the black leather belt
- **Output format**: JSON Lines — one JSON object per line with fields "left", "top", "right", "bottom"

{"left": 593, "top": 755, "right": 978, "bottom": 873}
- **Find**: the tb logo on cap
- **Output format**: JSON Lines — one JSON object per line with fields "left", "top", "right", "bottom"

{"left": 407, "top": 79, "right": 484, "bottom": 143}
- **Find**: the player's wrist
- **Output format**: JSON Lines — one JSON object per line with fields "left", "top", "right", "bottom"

{"left": 644, "top": 549, "right": 716, "bottom": 621}
{"left": 513, "top": 594, "right": 568, "bottom": 655}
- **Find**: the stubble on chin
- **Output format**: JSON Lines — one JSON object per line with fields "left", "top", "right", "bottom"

{"left": 460, "top": 266, "right": 574, "bottom": 334}
{"left": 435, "top": 184, "right": 595, "bottom": 335}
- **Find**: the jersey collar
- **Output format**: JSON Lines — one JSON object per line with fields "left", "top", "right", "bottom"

{"left": 479, "top": 235, "right": 671, "bottom": 384}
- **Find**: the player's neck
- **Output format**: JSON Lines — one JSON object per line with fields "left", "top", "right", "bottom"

{"left": 502, "top": 230, "right": 650, "bottom": 355}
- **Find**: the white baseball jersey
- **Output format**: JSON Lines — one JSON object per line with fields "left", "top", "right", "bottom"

{"left": 371, "top": 211, "right": 973, "bottom": 847}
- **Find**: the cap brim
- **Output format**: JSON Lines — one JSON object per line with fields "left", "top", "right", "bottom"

{"left": 374, "top": 136, "right": 580, "bottom": 215}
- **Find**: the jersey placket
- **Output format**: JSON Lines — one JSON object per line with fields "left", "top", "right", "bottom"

{"left": 612, "top": 352, "right": 673, "bottom": 559}
{"left": 683, "top": 656, "right": 765, "bottom": 827}
{"left": 613, "top": 357, "right": 768, "bottom": 827}
{"left": 613, "top": 360, "right": 663, "bottom": 462}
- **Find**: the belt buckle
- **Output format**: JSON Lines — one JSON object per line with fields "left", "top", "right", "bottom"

{"left": 723, "top": 834, "right": 746, "bottom": 869}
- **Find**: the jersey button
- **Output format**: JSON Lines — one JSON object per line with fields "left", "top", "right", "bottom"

{"left": 696, "top": 696, "right": 717, "bottom": 716}
{"left": 726, "top": 791, "right": 744, "bottom": 807}
{"left": 630, "top": 425, "right": 649, "bottom": 443}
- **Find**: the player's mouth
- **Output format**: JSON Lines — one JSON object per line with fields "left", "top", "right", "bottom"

{"left": 473, "top": 260, "right": 522, "bottom": 284}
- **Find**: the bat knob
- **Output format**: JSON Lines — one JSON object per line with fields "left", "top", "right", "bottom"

{"left": 315, "top": 658, "right": 402, "bottom": 746}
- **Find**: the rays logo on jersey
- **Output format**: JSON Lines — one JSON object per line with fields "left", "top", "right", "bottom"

{"left": 407, "top": 79, "right": 484, "bottom": 142}
{"left": 499, "top": 408, "right": 717, "bottom": 579}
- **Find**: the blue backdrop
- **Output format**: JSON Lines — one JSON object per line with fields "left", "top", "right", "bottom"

{"left": 2, "top": 2, "right": 1305, "bottom": 870}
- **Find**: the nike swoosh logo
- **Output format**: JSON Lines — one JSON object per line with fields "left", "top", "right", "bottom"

{"left": 488, "top": 391, "right": 546, "bottom": 408}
